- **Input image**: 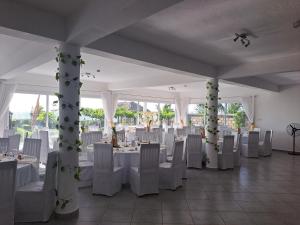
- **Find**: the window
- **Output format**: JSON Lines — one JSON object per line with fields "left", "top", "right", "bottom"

{"left": 80, "top": 97, "right": 104, "bottom": 131}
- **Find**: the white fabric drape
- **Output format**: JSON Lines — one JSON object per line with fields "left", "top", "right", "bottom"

{"left": 175, "top": 95, "right": 189, "bottom": 127}
{"left": 240, "top": 96, "right": 255, "bottom": 123}
{"left": 0, "top": 83, "right": 16, "bottom": 136}
{"left": 102, "top": 91, "right": 118, "bottom": 133}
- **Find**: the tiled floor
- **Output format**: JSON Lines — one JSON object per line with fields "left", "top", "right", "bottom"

{"left": 17, "top": 151, "right": 300, "bottom": 225}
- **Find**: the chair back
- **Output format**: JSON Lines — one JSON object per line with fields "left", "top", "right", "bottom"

{"left": 222, "top": 135, "right": 234, "bottom": 154}
{"left": 91, "top": 131, "right": 102, "bottom": 143}
{"left": 116, "top": 130, "right": 125, "bottom": 142}
{"left": 183, "top": 126, "right": 191, "bottom": 135}
{"left": 168, "top": 128, "right": 174, "bottom": 134}
{"left": 176, "top": 128, "right": 185, "bottom": 137}
{"left": 135, "top": 128, "right": 145, "bottom": 141}
{"left": 23, "top": 138, "right": 42, "bottom": 163}
{"left": 194, "top": 126, "right": 201, "bottom": 135}
{"left": 142, "top": 132, "right": 158, "bottom": 143}
{"left": 8, "top": 134, "right": 20, "bottom": 152}
{"left": 164, "top": 133, "right": 175, "bottom": 156}
{"left": 139, "top": 144, "right": 160, "bottom": 173}
{"left": 3, "top": 129, "right": 15, "bottom": 138}
{"left": 0, "top": 160, "right": 17, "bottom": 225}
{"left": 248, "top": 131, "right": 259, "bottom": 149}
{"left": 186, "top": 134, "right": 202, "bottom": 154}
{"left": 43, "top": 151, "right": 58, "bottom": 191}
{"left": 172, "top": 141, "right": 184, "bottom": 166}
{"left": 0, "top": 138, "right": 9, "bottom": 153}
{"left": 236, "top": 133, "right": 243, "bottom": 152}
{"left": 263, "top": 130, "right": 272, "bottom": 153}
{"left": 94, "top": 143, "right": 113, "bottom": 171}
{"left": 39, "top": 130, "right": 50, "bottom": 164}
{"left": 152, "top": 128, "right": 163, "bottom": 143}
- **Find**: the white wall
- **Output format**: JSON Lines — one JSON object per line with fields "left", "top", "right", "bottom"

{"left": 255, "top": 85, "right": 300, "bottom": 151}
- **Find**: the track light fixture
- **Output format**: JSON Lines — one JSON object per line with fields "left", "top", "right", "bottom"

{"left": 233, "top": 33, "right": 250, "bottom": 47}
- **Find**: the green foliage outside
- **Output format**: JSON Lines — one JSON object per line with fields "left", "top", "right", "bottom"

{"left": 36, "top": 110, "right": 57, "bottom": 128}
{"left": 227, "top": 103, "right": 242, "bottom": 114}
{"left": 159, "top": 104, "right": 175, "bottom": 125}
{"left": 233, "top": 111, "right": 246, "bottom": 129}
{"left": 81, "top": 108, "right": 104, "bottom": 119}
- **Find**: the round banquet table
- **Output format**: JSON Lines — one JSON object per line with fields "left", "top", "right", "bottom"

{"left": 82, "top": 144, "right": 167, "bottom": 184}
{"left": 0, "top": 154, "right": 39, "bottom": 188}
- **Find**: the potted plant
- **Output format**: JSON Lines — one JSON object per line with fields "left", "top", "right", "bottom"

{"left": 233, "top": 111, "right": 246, "bottom": 134}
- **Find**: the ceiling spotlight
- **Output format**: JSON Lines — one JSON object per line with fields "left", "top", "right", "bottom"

{"left": 96, "top": 69, "right": 100, "bottom": 72}
{"left": 169, "top": 86, "right": 176, "bottom": 91}
{"left": 233, "top": 32, "right": 251, "bottom": 48}
{"left": 293, "top": 20, "right": 300, "bottom": 28}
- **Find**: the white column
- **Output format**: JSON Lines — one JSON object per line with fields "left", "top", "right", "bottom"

{"left": 45, "top": 95, "right": 49, "bottom": 128}
{"left": 143, "top": 102, "right": 147, "bottom": 112}
{"left": 56, "top": 44, "right": 81, "bottom": 215}
{"left": 205, "top": 78, "right": 219, "bottom": 169}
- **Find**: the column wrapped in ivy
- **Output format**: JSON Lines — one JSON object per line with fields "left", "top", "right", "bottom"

{"left": 55, "top": 44, "right": 83, "bottom": 215}
{"left": 205, "top": 78, "right": 219, "bottom": 169}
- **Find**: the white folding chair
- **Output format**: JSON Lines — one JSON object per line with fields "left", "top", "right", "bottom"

{"left": 130, "top": 143, "right": 160, "bottom": 196}
{"left": 135, "top": 128, "right": 146, "bottom": 141}
{"left": 8, "top": 134, "right": 21, "bottom": 152}
{"left": 242, "top": 131, "right": 259, "bottom": 158}
{"left": 92, "top": 143, "right": 123, "bottom": 196}
{"left": 164, "top": 133, "right": 175, "bottom": 157}
{"left": 0, "top": 138, "right": 9, "bottom": 153}
{"left": 0, "top": 160, "right": 17, "bottom": 225}
{"left": 259, "top": 130, "right": 272, "bottom": 157}
{"left": 218, "top": 135, "right": 234, "bottom": 170}
{"left": 159, "top": 141, "right": 184, "bottom": 190}
{"left": 39, "top": 130, "right": 50, "bottom": 165}
{"left": 186, "top": 134, "right": 202, "bottom": 169}
{"left": 183, "top": 126, "right": 191, "bottom": 136}
{"left": 15, "top": 151, "right": 58, "bottom": 222}
{"left": 23, "top": 138, "right": 42, "bottom": 163}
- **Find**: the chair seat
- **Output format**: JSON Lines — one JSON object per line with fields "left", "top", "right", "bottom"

{"left": 79, "top": 160, "right": 93, "bottom": 167}
{"left": 159, "top": 162, "right": 172, "bottom": 169}
{"left": 114, "top": 167, "right": 123, "bottom": 172}
{"left": 130, "top": 167, "right": 139, "bottom": 174}
{"left": 17, "top": 181, "right": 44, "bottom": 192}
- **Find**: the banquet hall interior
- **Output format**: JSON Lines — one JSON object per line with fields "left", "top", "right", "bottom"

{"left": 1, "top": 0, "right": 300, "bottom": 225}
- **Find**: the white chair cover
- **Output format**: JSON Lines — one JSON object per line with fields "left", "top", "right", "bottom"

{"left": 176, "top": 128, "right": 185, "bottom": 137}
{"left": 130, "top": 143, "right": 160, "bottom": 196}
{"left": 135, "top": 128, "right": 146, "bottom": 141}
{"left": 186, "top": 134, "right": 202, "bottom": 169}
{"left": 242, "top": 131, "right": 259, "bottom": 158}
{"left": 3, "top": 129, "right": 15, "bottom": 138}
{"left": 39, "top": 130, "right": 50, "bottom": 164}
{"left": 15, "top": 151, "right": 58, "bottom": 222}
{"left": 0, "top": 137, "right": 9, "bottom": 153}
{"left": 142, "top": 132, "right": 159, "bottom": 143}
{"left": 116, "top": 129, "right": 125, "bottom": 142}
{"left": 164, "top": 133, "right": 175, "bottom": 156}
{"left": 183, "top": 126, "right": 191, "bottom": 136}
{"left": 0, "top": 160, "right": 17, "bottom": 225}
{"left": 159, "top": 141, "right": 184, "bottom": 190}
{"left": 92, "top": 143, "right": 123, "bottom": 196}
{"left": 8, "top": 134, "right": 20, "bottom": 152}
{"left": 218, "top": 135, "right": 234, "bottom": 169}
{"left": 168, "top": 128, "right": 174, "bottom": 134}
{"left": 152, "top": 128, "right": 163, "bottom": 143}
{"left": 23, "top": 138, "right": 42, "bottom": 163}
{"left": 234, "top": 134, "right": 242, "bottom": 167}
{"left": 259, "top": 130, "right": 272, "bottom": 156}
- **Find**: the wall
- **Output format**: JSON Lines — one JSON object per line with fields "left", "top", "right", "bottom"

{"left": 255, "top": 85, "right": 300, "bottom": 151}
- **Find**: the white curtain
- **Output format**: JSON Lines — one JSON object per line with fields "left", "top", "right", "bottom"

{"left": 102, "top": 91, "right": 118, "bottom": 134}
{"left": 240, "top": 96, "right": 255, "bottom": 124}
{"left": 175, "top": 95, "right": 190, "bottom": 127}
{"left": 0, "top": 83, "right": 16, "bottom": 136}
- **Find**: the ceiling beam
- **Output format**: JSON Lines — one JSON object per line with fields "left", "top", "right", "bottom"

{"left": 0, "top": 47, "right": 55, "bottom": 79}
{"left": 66, "top": 0, "right": 183, "bottom": 46}
{"left": 218, "top": 54, "right": 300, "bottom": 79}
{"left": 108, "top": 75, "right": 200, "bottom": 91}
{"left": 0, "top": 1, "right": 65, "bottom": 42}
{"left": 226, "top": 77, "right": 280, "bottom": 92}
{"left": 86, "top": 34, "right": 216, "bottom": 78}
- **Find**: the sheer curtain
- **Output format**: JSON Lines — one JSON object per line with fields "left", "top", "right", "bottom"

{"left": 102, "top": 91, "right": 118, "bottom": 134}
{"left": 0, "top": 83, "right": 16, "bottom": 136}
{"left": 240, "top": 96, "right": 255, "bottom": 124}
{"left": 175, "top": 95, "right": 189, "bottom": 127}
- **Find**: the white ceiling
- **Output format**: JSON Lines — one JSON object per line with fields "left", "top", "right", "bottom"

{"left": 10, "top": 0, "right": 88, "bottom": 16}
{"left": 28, "top": 52, "right": 202, "bottom": 84}
{"left": 259, "top": 71, "right": 300, "bottom": 86}
{"left": 118, "top": 0, "right": 300, "bottom": 67}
